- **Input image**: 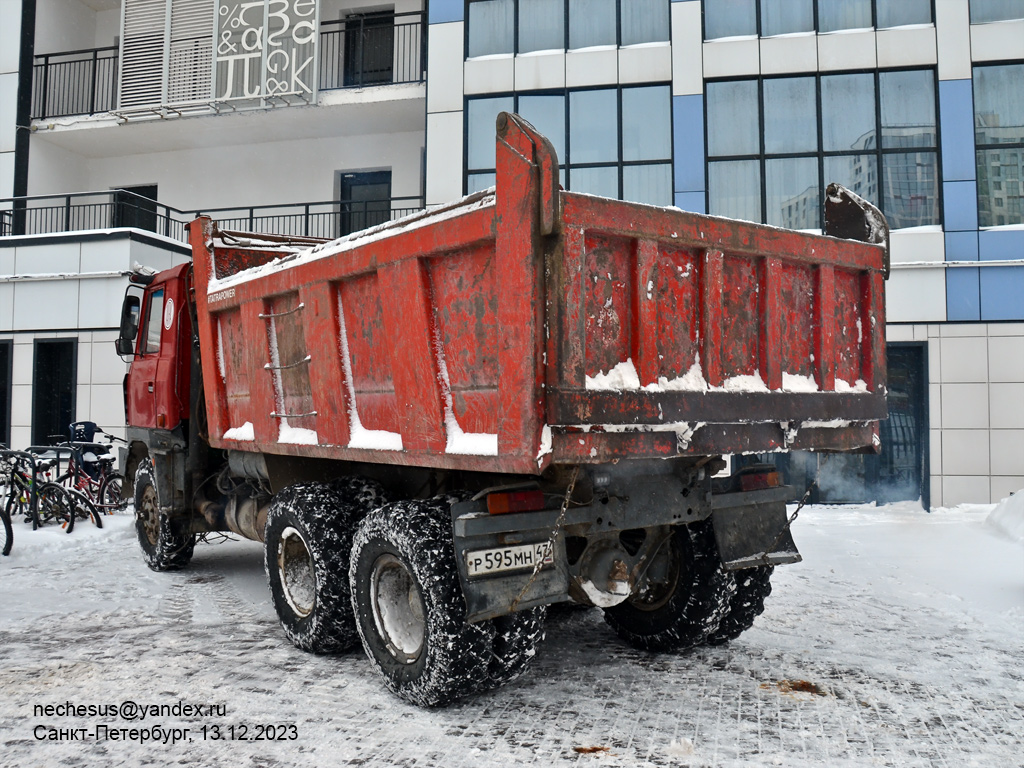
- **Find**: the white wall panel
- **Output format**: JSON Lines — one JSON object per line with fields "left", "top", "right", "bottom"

{"left": 942, "top": 475, "right": 990, "bottom": 506}
{"left": 0, "top": 73, "right": 18, "bottom": 153}
{"left": 464, "top": 56, "right": 516, "bottom": 93}
{"left": 760, "top": 34, "right": 817, "bottom": 75}
{"left": 0, "top": 0, "right": 21, "bottom": 74}
{"left": 671, "top": 0, "right": 703, "bottom": 96}
{"left": 890, "top": 229, "right": 945, "bottom": 264}
{"left": 702, "top": 38, "right": 759, "bottom": 78}
{"left": 565, "top": 49, "right": 617, "bottom": 89}
{"left": 14, "top": 242, "right": 81, "bottom": 274}
{"left": 990, "top": 430, "right": 1024, "bottom": 476}
{"left": 14, "top": 281, "right": 80, "bottom": 330}
{"left": 515, "top": 51, "right": 566, "bottom": 91}
{"left": 990, "top": 384, "right": 1024, "bottom": 429}
{"left": 941, "top": 382, "right": 990, "bottom": 428}
{"left": 886, "top": 268, "right": 946, "bottom": 322}
{"left": 427, "top": 22, "right": 465, "bottom": 112}
{"left": 935, "top": 0, "right": 972, "bottom": 80}
{"left": 988, "top": 336, "right": 1024, "bottom": 382}
{"left": 78, "top": 278, "right": 127, "bottom": 331}
{"left": 12, "top": 340, "right": 32, "bottom": 386}
{"left": 941, "top": 428, "right": 990, "bottom": 475}
{"left": 970, "top": 18, "right": 1024, "bottom": 62}
{"left": 425, "top": 110, "right": 463, "bottom": 206}
{"left": 991, "top": 475, "right": 1024, "bottom": 502}
{"left": 940, "top": 336, "right": 988, "bottom": 382}
{"left": 618, "top": 43, "right": 671, "bottom": 84}
{"left": 877, "top": 25, "right": 937, "bottom": 69}
{"left": 818, "top": 30, "right": 876, "bottom": 71}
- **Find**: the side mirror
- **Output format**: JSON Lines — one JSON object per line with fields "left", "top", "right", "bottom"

{"left": 117, "top": 293, "right": 141, "bottom": 357}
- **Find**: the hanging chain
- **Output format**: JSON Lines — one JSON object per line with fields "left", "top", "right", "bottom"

{"left": 510, "top": 464, "right": 580, "bottom": 613}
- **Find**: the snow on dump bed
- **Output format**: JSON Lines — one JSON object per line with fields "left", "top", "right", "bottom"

{"left": 585, "top": 358, "right": 868, "bottom": 394}
{"left": 205, "top": 190, "right": 496, "bottom": 294}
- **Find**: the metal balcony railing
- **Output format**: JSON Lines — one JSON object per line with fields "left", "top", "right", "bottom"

{"left": 30, "top": 11, "right": 426, "bottom": 120}
{"left": 319, "top": 11, "right": 426, "bottom": 90}
{"left": 32, "top": 46, "right": 119, "bottom": 120}
{"left": 0, "top": 191, "right": 425, "bottom": 241}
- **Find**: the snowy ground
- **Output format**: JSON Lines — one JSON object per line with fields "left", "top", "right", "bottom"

{"left": 1, "top": 500, "right": 1022, "bottom": 768}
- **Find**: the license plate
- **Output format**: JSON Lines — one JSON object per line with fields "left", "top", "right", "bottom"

{"left": 466, "top": 541, "right": 554, "bottom": 578}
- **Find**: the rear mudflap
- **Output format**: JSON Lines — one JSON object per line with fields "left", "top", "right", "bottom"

{"left": 711, "top": 486, "right": 802, "bottom": 570}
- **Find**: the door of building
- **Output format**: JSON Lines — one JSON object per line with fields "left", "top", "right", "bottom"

{"left": 0, "top": 340, "right": 11, "bottom": 446}
{"left": 338, "top": 171, "right": 392, "bottom": 237}
{"left": 32, "top": 339, "right": 77, "bottom": 446}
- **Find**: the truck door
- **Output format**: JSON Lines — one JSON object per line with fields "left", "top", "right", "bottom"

{"left": 126, "top": 269, "right": 190, "bottom": 431}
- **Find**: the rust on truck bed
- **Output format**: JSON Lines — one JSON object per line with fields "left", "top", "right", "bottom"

{"left": 187, "top": 113, "right": 886, "bottom": 477}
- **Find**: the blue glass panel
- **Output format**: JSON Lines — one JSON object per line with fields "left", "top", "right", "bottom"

{"left": 519, "top": 0, "right": 565, "bottom": 52}
{"left": 943, "top": 180, "right": 979, "bottom": 232}
{"left": 822, "top": 73, "right": 875, "bottom": 152}
{"left": 938, "top": 79, "right": 976, "bottom": 183}
{"left": 673, "top": 94, "right": 705, "bottom": 192}
{"left": 981, "top": 266, "right": 1024, "bottom": 320}
{"left": 675, "top": 191, "right": 706, "bottom": 214}
{"left": 945, "top": 231, "right": 979, "bottom": 262}
{"left": 709, "top": 160, "right": 761, "bottom": 222}
{"left": 877, "top": 0, "right": 932, "bottom": 27}
{"left": 880, "top": 70, "right": 936, "bottom": 149}
{"left": 430, "top": 0, "right": 465, "bottom": 24}
{"left": 623, "top": 164, "right": 673, "bottom": 206}
{"left": 979, "top": 230, "right": 1024, "bottom": 261}
{"left": 946, "top": 268, "right": 981, "bottom": 321}
{"left": 760, "top": 0, "right": 813, "bottom": 36}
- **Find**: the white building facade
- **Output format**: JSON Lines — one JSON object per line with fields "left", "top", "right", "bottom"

{"left": 2, "top": 0, "right": 1022, "bottom": 505}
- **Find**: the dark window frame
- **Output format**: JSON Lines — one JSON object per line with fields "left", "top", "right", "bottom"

{"left": 464, "top": 83, "right": 675, "bottom": 204}
{"left": 973, "top": 61, "right": 1024, "bottom": 228}
{"left": 464, "top": 0, "right": 671, "bottom": 57}
{"left": 704, "top": 66, "right": 943, "bottom": 230}
{"left": 702, "top": 0, "right": 936, "bottom": 40}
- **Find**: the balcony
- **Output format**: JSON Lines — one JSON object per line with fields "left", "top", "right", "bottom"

{"left": 31, "top": 11, "right": 426, "bottom": 121}
{"left": 0, "top": 190, "right": 425, "bottom": 241}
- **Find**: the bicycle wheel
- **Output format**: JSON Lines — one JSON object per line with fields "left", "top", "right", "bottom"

{"left": 1, "top": 502, "right": 12, "bottom": 556}
{"left": 66, "top": 487, "right": 103, "bottom": 529}
{"left": 98, "top": 473, "right": 126, "bottom": 513}
{"left": 37, "top": 483, "right": 75, "bottom": 533}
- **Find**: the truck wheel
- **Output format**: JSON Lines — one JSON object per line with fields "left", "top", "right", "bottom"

{"left": 349, "top": 499, "right": 493, "bottom": 706}
{"left": 705, "top": 565, "right": 774, "bottom": 646}
{"left": 264, "top": 482, "right": 364, "bottom": 654}
{"left": 602, "top": 520, "right": 734, "bottom": 652}
{"left": 485, "top": 607, "right": 546, "bottom": 689}
{"left": 134, "top": 458, "right": 195, "bottom": 571}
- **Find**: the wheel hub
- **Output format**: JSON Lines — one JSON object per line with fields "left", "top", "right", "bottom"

{"left": 370, "top": 553, "right": 425, "bottom": 664}
{"left": 137, "top": 484, "right": 159, "bottom": 546}
{"left": 278, "top": 527, "right": 315, "bottom": 618}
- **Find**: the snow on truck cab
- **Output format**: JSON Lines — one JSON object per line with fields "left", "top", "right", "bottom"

{"left": 115, "top": 113, "right": 888, "bottom": 706}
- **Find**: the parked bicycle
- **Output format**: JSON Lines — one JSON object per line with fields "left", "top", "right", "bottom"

{"left": 1, "top": 449, "right": 80, "bottom": 533}
{"left": 53, "top": 422, "right": 127, "bottom": 517}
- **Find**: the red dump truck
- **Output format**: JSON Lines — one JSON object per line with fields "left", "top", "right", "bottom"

{"left": 115, "top": 113, "right": 888, "bottom": 706}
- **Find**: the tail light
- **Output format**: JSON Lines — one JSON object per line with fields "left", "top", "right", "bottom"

{"left": 738, "top": 470, "right": 781, "bottom": 492}
{"left": 486, "top": 489, "right": 546, "bottom": 515}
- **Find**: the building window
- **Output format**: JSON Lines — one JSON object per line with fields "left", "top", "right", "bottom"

{"left": 706, "top": 69, "right": 939, "bottom": 230}
{"left": 704, "top": 0, "right": 932, "bottom": 39}
{"left": 466, "top": 0, "right": 669, "bottom": 57}
{"left": 974, "top": 63, "right": 1024, "bottom": 228}
{"left": 970, "top": 0, "right": 1024, "bottom": 23}
{"left": 466, "top": 85, "right": 673, "bottom": 206}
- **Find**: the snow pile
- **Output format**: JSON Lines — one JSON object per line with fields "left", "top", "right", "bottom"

{"left": 986, "top": 491, "right": 1024, "bottom": 544}
{"left": 433, "top": 326, "right": 498, "bottom": 456}
{"left": 224, "top": 422, "right": 255, "bottom": 441}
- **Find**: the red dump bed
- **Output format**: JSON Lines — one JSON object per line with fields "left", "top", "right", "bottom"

{"left": 188, "top": 114, "right": 886, "bottom": 476}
